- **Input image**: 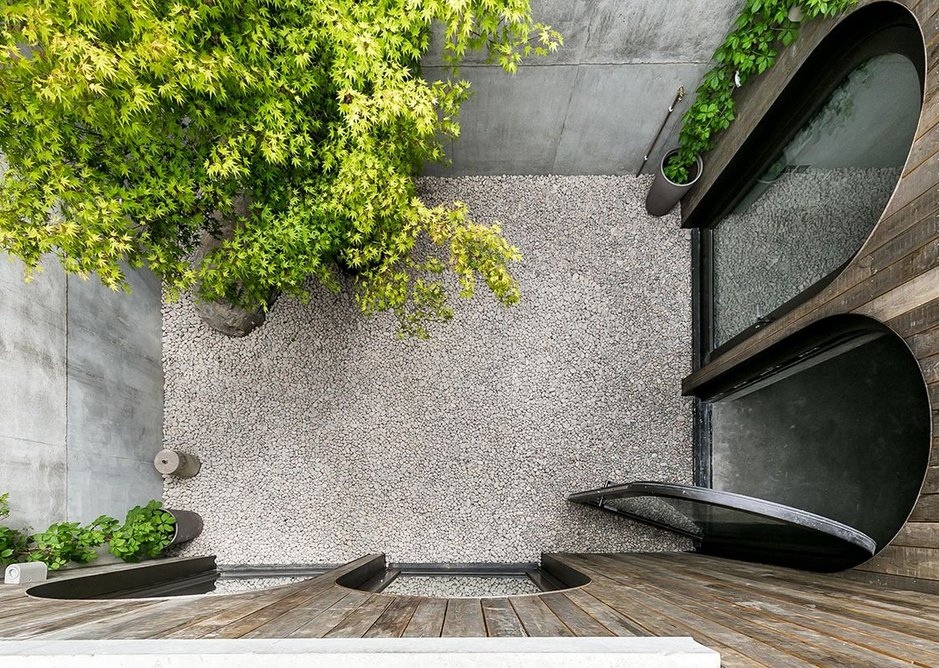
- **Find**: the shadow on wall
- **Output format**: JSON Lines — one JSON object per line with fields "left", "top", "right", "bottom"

{"left": 0, "top": 255, "right": 164, "bottom": 532}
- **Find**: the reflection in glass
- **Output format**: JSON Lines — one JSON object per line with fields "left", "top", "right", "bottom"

{"left": 712, "top": 53, "right": 921, "bottom": 348}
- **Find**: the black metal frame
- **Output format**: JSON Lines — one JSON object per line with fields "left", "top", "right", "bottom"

{"left": 346, "top": 560, "right": 586, "bottom": 594}
{"left": 568, "top": 481, "right": 877, "bottom": 571}
{"left": 26, "top": 556, "right": 218, "bottom": 599}
{"left": 685, "top": 4, "right": 925, "bottom": 485}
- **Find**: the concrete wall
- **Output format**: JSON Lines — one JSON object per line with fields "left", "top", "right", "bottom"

{"left": 0, "top": 259, "right": 68, "bottom": 531}
{"left": 423, "top": 0, "right": 742, "bottom": 176}
{"left": 0, "top": 257, "right": 163, "bottom": 532}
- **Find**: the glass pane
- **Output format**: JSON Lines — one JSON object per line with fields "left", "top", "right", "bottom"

{"left": 711, "top": 53, "right": 921, "bottom": 348}
{"left": 570, "top": 482, "right": 876, "bottom": 571}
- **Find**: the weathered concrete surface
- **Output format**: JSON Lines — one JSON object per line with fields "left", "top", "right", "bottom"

{"left": 424, "top": 63, "right": 705, "bottom": 175}
{"left": 0, "top": 258, "right": 67, "bottom": 531}
{"left": 0, "top": 255, "right": 163, "bottom": 531}
{"left": 66, "top": 267, "right": 164, "bottom": 524}
{"left": 422, "top": 0, "right": 742, "bottom": 175}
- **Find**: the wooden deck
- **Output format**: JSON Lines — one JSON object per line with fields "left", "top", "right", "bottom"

{"left": 5, "top": 552, "right": 939, "bottom": 666}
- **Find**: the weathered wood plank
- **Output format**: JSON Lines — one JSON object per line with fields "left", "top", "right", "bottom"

{"left": 441, "top": 598, "right": 486, "bottom": 638}
{"left": 323, "top": 595, "right": 392, "bottom": 638}
{"left": 0, "top": 598, "right": 101, "bottom": 626}
{"left": 480, "top": 597, "right": 527, "bottom": 637}
{"left": 401, "top": 598, "right": 447, "bottom": 638}
{"left": 923, "top": 466, "right": 939, "bottom": 494}
{"left": 560, "top": 554, "right": 811, "bottom": 667}
{"left": 202, "top": 583, "right": 339, "bottom": 639}
{"left": 7, "top": 600, "right": 161, "bottom": 639}
{"left": 363, "top": 596, "right": 420, "bottom": 638}
{"left": 910, "top": 324, "right": 939, "bottom": 358}
{"left": 904, "top": 120, "right": 939, "bottom": 177}
{"left": 563, "top": 588, "right": 649, "bottom": 637}
{"left": 289, "top": 589, "right": 372, "bottom": 638}
{"left": 855, "top": 265, "right": 939, "bottom": 321}
{"left": 159, "top": 582, "right": 328, "bottom": 639}
{"left": 866, "top": 186, "right": 939, "bottom": 262}
{"left": 855, "top": 544, "right": 939, "bottom": 579}
{"left": 612, "top": 553, "right": 934, "bottom": 667}
{"left": 539, "top": 592, "right": 613, "bottom": 637}
{"left": 242, "top": 586, "right": 350, "bottom": 638}
{"left": 648, "top": 552, "right": 939, "bottom": 613}
{"left": 38, "top": 599, "right": 180, "bottom": 640}
{"left": 632, "top": 554, "right": 939, "bottom": 647}
{"left": 509, "top": 595, "right": 574, "bottom": 637}
{"left": 891, "top": 522, "right": 939, "bottom": 548}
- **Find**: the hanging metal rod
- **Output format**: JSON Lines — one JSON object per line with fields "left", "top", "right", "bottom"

{"left": 636, "top": 86, "right": 685, "bottom": 176}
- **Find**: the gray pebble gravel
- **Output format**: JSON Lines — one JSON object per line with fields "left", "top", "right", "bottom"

{"left": 713, "top": 167, "right": 897, "bottom": 345}
{"left": 208, "top": 576, "right": 312, "bottom": 595}
{"left": 163, "top": 175, "right": 693, "bottom": 565}
{"left": 381, "top": 576, "right": 541, "bottom": 598}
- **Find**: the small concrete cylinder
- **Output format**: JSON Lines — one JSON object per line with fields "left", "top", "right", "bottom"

{"left": 5, "top": 562, "right": 47, "bottom": 585}
{"left": 154, "top": 449, "right": 201, "bottom": 478}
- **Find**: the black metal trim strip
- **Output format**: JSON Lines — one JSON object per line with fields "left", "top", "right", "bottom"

{"left": 568, "top": 481, "right": 876, "bottom": 556}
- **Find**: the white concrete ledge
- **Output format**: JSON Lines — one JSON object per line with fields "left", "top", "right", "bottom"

{"left": 0, "top": 638, "right": 719, "bottom": 667}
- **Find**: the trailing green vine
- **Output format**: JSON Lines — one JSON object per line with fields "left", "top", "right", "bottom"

{"left": 0, "top": 494, "right": 177, "bottom": 570}
{"left": 664, "top": 0, "right": 860, "bottom": 184}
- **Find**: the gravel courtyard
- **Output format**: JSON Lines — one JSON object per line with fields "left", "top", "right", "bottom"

{"left": 163, "top": 175, "right": 693, "bottom": 566}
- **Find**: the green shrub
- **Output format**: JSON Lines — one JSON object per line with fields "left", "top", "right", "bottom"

{"left": 107, "top": 501, "right": 176, "bottom": 562}
{"left": 25, "top": 516, "right": 118, "bottom": 570}
{"left": 0, "top": 0, "right": 560, "bottom": 337}
{"left": 0, "top": 493, "right": 27, "bottom": 566}
{"left": 665, "top": 0, "right": 859, "bottom": 184}
{"left": 0, "top": 493, "right": 174, "bottom": 569}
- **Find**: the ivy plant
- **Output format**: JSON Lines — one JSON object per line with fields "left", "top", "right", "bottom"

{"left": 0, "top": 494, "right": 175, "bottom": 569}
{"left": 0, "top": 1, "right": 560, "bottom": 338}
{"left": 664, "top": 0, "right": 859, "bottom": 184}
{"left": 25, "top": 517, "right": 118, "bottom": 570}
{"left": 0, "top": 493, "right": 27, "bottom": 565}
{"left": 107, "top": 501, "right": 177, "bottom": 562}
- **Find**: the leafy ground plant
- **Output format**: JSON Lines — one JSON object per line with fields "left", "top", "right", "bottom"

{"left": 0, "top": 1, "right": 560, "bottom": 337}
{"left": 0, "top": 494, "right": 173, "bottom": 569}
{"left": 0, "top": 493, "right": 28, "bottom": 565}
{"left": 665, "top": 0, "right": 858, "bottom": 184}
{"left": 107, "top": 501, "right": 177, "bottom": 562}
{"left": 25, "top": 517, "right": 118, "bottom": 570}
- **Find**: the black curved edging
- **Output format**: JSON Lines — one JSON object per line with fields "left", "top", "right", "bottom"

{"left": 569, "top": 481, "right": 877, "bottom": 572}
{"left": 684, "top": 313, "right": 932, "bottom": 557}
{"left": 26, "top": 556, "right": 218, "bottom": 600}
{"left": 335, "top": 553, "right": 591, "bottom": 596}
{"left": 686, "top": 2, "right": 926, "bottom": 366}
{"left": 684, "top": 1, "right": 926, "bottom": 229}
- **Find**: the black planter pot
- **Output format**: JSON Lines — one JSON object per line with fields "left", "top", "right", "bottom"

{"left": 645, "top": 149, "right": 704, "bottom": 217}
{"left": 164, "top": 509, "right": 203, "bottom": 546}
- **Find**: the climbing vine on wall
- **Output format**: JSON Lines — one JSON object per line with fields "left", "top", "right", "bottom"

{"left": 664, "top": 0, "right": 860, "bottom": 184}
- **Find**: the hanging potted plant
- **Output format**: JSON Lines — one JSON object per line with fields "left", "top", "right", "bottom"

{"left": 646, "top": 149, "right": 705, "bottom": 216}
{"left": 108, "top": 501, "right": 203, "bottom": 562}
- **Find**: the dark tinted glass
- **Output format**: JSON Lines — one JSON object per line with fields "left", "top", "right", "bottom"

{"left": 570, "top": 482, "right": 875, "bottom": 572}
{"left": 711, "top": 53, "right": 921, "bottom": 348}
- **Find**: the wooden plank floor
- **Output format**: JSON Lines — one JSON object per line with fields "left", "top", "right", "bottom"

{"left": 4, "top": 552, "right": 939, "bottom": 666}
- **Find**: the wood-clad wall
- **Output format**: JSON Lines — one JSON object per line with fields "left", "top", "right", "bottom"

{"left": 680, "top": 0, "right": 939, "bottom": 589}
